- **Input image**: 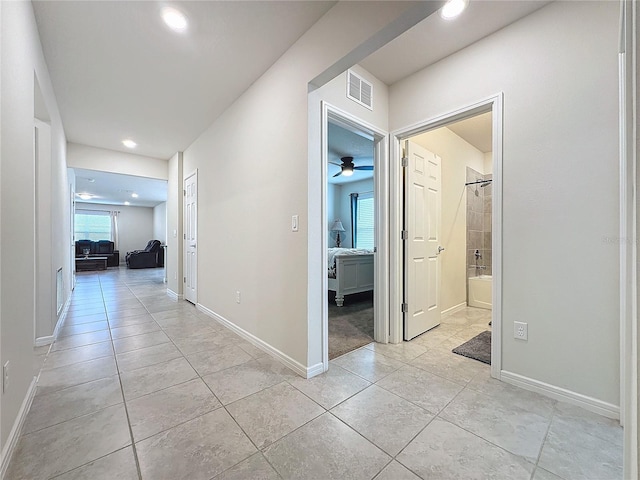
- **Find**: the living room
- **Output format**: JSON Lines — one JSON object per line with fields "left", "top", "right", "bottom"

{"left": 70, "top": 146, "right": 168, "bottom": 272}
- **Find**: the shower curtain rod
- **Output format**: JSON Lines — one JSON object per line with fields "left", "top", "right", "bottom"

{"left": 464, "top": 179, "right": 493, "bottom": 187}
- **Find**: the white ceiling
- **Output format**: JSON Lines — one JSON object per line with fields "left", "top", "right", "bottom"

{"left": 32, "top": 1, "right": 336, "bottom": 159}
{"left": 32, "top": 1, "right": 550, "bottom": 164}
{"left": 328, "top": 122, "right": 373, "bottom": 185}
{"left": 74, "top": 169, "right": 168, "bottom": 208}
{"left": 447, "top": 111, "right": 492, "bottom": 153}
{"left": 360, "top": 1, "right": 551, "bottom": 85}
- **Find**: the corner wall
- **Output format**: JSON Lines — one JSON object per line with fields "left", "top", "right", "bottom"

{"left": 182, "top": 2, "right": 415, "bottom": 370}
{"left": 390, "top": 1, "right": 620, "bottom": 406}
{"left": 1, "top": 0, "right": 70, "bottom": 454}
{"left": 166, "top": 153, "right": 183, "bottom": 296}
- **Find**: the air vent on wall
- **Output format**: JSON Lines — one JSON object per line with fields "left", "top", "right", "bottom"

{"left": 346, "top": 70, "right": 373, "bottom": 110}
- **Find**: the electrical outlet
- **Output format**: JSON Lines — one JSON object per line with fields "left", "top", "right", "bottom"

{"left": 236, "top": 291, "right": 241, "bottom": 304}
{"left": 3, "top": 361, "right": 9, "bottom": 393}
{"left": 514, "top": 321, "right": 528, "bottom": 340}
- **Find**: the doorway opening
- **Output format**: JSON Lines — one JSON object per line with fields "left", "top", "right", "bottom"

{"left": 321, "top": 103, "right": 389, "bottom": 368}
{"left": 391, "top": 95, "right": 502, "bottom": 378}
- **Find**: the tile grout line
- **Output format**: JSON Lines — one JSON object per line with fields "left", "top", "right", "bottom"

{"left": 99, "top": 274, "right": 144, "bottom": 480}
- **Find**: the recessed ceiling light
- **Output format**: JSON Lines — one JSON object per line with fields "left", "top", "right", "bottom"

{"left": 122, "top": 139, "right": 137, "bottom": 149}
{"left": 162, "top": 7, "right": 188, "bottom": 32}
{"left": 78, "top": 193, "right": 92, "bottom": 200}
{"left": 87, "top": 178, "right": 95, "bottom": 183}
{"left": 124, "top": 201, "right": 130, "bottom": 206}
{"left": 440, "top": 0, "right": 468, "bottom": 19}
{"left": 131, "top": 193, "right": 139, "bottom": 198}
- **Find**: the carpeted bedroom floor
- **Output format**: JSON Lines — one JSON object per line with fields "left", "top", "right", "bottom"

{"left": 328, "top": 291, "right": 374, "bottom": 360}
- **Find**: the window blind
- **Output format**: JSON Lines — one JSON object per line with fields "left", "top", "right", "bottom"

{"left": 74, "top": 210, "right": 111, "bottom": 241}
{"left": 355, "top": 193, "right": 374, "bottom": 249}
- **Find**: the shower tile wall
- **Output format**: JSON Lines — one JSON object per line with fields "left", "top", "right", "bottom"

{"left": 466, "top": 167, "right": 492, "bottom": 278}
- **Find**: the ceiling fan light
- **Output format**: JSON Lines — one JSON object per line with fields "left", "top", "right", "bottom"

{"left": 342, "top": 167, "right": 354, "bottom": 177}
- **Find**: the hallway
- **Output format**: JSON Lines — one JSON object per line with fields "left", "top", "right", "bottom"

{"left": 8, "top": 269, "right": 622, "bottom": 479}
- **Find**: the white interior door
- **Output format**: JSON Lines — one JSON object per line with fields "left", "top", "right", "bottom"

{"left": 404, "top": 140, "right": 442, "bottom": 340}
{"left": 184, "top": 171, "right": 197, "bottom": 304}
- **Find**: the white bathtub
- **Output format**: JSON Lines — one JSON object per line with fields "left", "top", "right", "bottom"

{"left": 469, "top": 275, "right": 492, "bottom": 310}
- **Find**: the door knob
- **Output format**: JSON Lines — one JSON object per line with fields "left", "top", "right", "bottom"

{"left": 437, "top": 246, "right": 445, "bottom": 254}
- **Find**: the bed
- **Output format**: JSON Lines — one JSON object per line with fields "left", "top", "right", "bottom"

{"left": 328, "top": 248, "right": 374, "bottom": 306}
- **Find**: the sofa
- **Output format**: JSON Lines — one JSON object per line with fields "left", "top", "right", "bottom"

{"left": 126, "top": 239, "right": 164, "bottom": 269}
{"left": 75, "top": 240, "right": 120, "bottom": 267}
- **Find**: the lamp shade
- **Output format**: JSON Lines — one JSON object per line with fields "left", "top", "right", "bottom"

{"left": 331, "top": 219, "right": 345, "bottom": 232}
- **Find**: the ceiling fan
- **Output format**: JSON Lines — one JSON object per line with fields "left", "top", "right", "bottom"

{"left": 329, "top": 156, "right": 374, "bottom": 177}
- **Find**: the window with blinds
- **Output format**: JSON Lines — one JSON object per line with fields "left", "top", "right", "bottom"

{"left": 355, "top": 193, "right": 374, "bottom": 249}
{"left": 74, "top": 210, "right": 111, "bottom": 241}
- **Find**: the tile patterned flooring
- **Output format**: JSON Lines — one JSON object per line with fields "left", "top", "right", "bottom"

{"left": 10, "top": 269, "right": 622, "bottom": 479}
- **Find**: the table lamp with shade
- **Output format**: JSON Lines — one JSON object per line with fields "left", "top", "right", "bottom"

{"left": 331, "top": 219, "right": 346, "bottom": 247}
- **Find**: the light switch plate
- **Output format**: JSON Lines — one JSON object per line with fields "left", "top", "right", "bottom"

{"left": 291, "top": 215, "right": 299, "bottom": 232}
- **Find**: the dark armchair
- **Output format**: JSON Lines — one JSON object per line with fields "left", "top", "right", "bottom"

{"left": 126, "top": 240, "right": 163, "bottom": 269}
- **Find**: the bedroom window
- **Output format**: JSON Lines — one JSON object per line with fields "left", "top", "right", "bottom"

{"left": 352, "top": 192, "right": 374, "bottom": 250}
{"left": 74, "top": 210, "right": 111, "bottom": 241}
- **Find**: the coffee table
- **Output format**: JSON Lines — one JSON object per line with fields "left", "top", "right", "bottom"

{"left": 76, "top": 256, "right": 108, "bottom": 272}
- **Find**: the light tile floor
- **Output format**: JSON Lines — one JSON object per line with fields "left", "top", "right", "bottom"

{"left": 7, "top": 268, "right": 623, "bottom": 479}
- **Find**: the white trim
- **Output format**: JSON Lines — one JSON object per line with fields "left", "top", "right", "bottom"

{"left": 166, "top": 289, "right": 183, "bottom": 301}
{"left": 36, "top": 294, "right": 71, "bottom": 346}
{"left": 0, "top": 377, "right": 37, "bottom": 478}
{"left": 35, "top": 336, "right": 54, "bottom": 347}
{"left": 501, "top": 370, "right": 620, "bottom": 420}
{"left": 441, "top": 302, "right": 467, "bottom": 317}
{"left": 320, "top": 102, "right": 390, "bottom": 375}
{"left": 619, "top": 1, "right": 638, "bottom": 476}
{"left": 196, "top": 303, "right": 312, "bottom": 378}
{"left": 389, "top": 94, "right": 504, "bottom": 381}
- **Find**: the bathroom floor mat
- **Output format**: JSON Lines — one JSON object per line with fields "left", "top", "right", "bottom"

{"left": 452, "top": 330, "right": 491, "bottom": 365}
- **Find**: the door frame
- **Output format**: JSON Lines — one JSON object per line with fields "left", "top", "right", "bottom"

{"left": 390, "top": 93, "right": 504, "bottom": 379}
{"left": 183, "top": 169, "right": 198, "bottom": 305}
{"left": 320, "top": 101, "right": 390, "bottom": 371}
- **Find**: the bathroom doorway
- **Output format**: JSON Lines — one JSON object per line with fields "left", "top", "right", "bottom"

{"left": 391, "top": 96, "right": 502, "bottom": 377}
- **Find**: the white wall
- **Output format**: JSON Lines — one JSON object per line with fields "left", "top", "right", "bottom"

{"left": 67, "top": 142, "right": 168, "bottom": 180}
{"left": 328, "top": 178, "right": 374, "bottom": 249}
{"left": 153, "top": 202, "right": 167, "bottom": 244}
{"left": 411, "top": 127, "right": 486, "bottom": 313}
{"left": 390, "top": 1, "right": 620, "bottom": 406}
{"left": 484, "top": 151, "right": 493, "bottom": 175}
{"left": 166, "top": 153, "right": 183, "bottom": 296}
{"left": 182, "top": 2, "right": 413, "bottom": 371}
{"left": 1, "top": 0, "right": 71, "bottom": 453}
{"left": 76, "top": 203, "right": 154, "bottom": 262}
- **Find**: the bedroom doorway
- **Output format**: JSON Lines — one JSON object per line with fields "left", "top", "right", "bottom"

{"left": 322, "top": 104, "right": 389, "bottom": 366}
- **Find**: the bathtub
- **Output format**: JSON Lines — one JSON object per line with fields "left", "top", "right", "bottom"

{"left": 468, "top": 275, "right": 492, "bottom": 310}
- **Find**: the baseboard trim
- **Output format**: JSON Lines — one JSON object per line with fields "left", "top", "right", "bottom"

{"left": 500, "top": 370, "right": 620, "bottom": 420}
{"left": 442, "top": 302, "right": 467, "bottom": 317}
{"left": 196, "top": 303, "right": 311, "bottom": 378}
{"left": 306, "top": 362, "right": 325, "bottom": 378}
{"left": 166, "top": 289, "right": 183, "bottom": 301}
{"left": 34, "top": 295, "right": 70, "bottom": 347}
{"left": 0, "top": 377, "right": 37, "bottom": 479}
{"left": 34, "top": 336, "right": 54, "bottom": 347}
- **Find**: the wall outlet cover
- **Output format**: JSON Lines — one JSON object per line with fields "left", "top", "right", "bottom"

{"left": 514, "top": 321, "right": 528, "bottom": 341}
